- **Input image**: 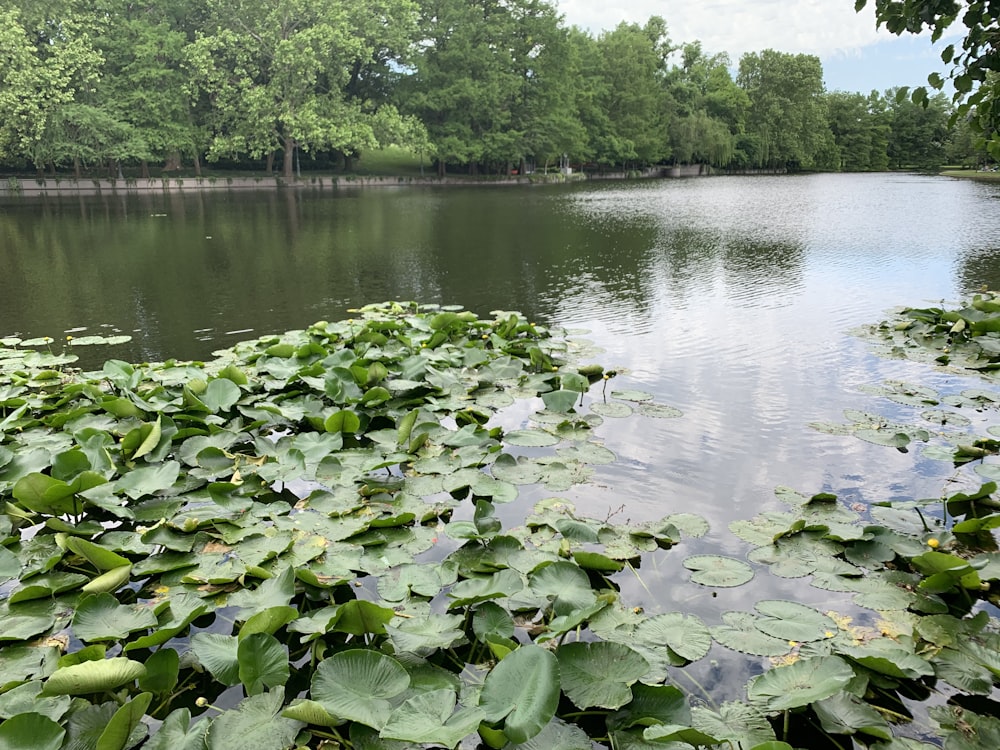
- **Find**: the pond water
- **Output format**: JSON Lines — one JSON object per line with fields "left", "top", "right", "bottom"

{"left": 4, "top": 173, "right": 1000, "bottom": 684}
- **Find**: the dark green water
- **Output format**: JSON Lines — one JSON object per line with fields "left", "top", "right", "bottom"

{"left": 5, "top": 174, "right": 1000, "bottom": 615}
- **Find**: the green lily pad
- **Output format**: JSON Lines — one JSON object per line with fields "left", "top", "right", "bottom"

{"left": 310, "top": 650, "right": 410, "bottom": 731}
{"left": 479, "top": 645, "right": 560, "bottom": 744}
{"left": 683, "top": 555, "right": 754, "bottom": 587}
{"left": 747, "top": 655, "right": 855, "bottom": 711}
{"left": 753, "top": 600, "right": 836, "bottom": 643}
{"left": 556, "top": 641, "right": 648, "bottom": 710}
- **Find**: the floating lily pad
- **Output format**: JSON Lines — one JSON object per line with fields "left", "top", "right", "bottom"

{"left": 683, "top": 555, "right": 754, "bottom": 587}
{"left": 711, "top": 612, "right": 793, "bottom": 657}
{"left": 753, "top": 600, "right": 836, "bottom": 643}
{"left": 636, "top": 403, "right": 683, "bottom": 419}
{"left": 590, "top": 401, "right": 633, "bottom": 418}
{"left": 609, "top": 390, "right": 653, "bottom": 402}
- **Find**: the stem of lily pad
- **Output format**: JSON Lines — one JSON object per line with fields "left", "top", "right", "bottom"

{"left": 782, "top": 709, "right": 789, "bottom": 742}
{"left": 914, "top": 507, "right": 931, "bottom": 533}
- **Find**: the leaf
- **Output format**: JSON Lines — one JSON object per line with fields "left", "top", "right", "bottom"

{"left": 380, "top": 689, "right": 483, "bottom": 747}
{"left": 691, "top": 701, "right": 776, "bottom": 749}
{"left": 238, "top": 633, "right": 289, "bottom": 695}
{"left": 747, "top": 656, "right": 855, "bottom": 711}
{"left": 504, "top": 718, "right": 591, "bottom": 750}
{"left": 753, "top": 600, "right": 836, "bottom": 643}
{"left": 634, "top": 613, "right": 711, "bottom": 662}
{"left": 202, "top": 379, "right": 241, "bottom": 413}
{"left": 207, "top": 688, "right": 303, "bottom": 750}
{"left": 683, "top": 555, "right": 754, "bottom": 587}
{"left": 329, "top": 600, "right": 395, "bottom": 636}
{"left": 610, "top": 390, "right": 653, "bottom": 402}
{"left": 504, "top": 429, "right": 560, "bottom": 447}
{"left": 813, "top": 691, "right": 892, "bottom": 740}
{"left": 557, "top": 642, "right": 648, "bottom": 709}
{"left": 64, "top": 538, "right": 131, "bottom": 572}
{"left": 114, "top": 460, "right": 180, "bottom": 500}
{"left": 541, "top": 390, "right": 579, "bottom": 413}
{"left": 189, "top": 633, "right": 240, "bottom": 686}
{"left": 144, "top": 709, "right": 210, "bottom": 750}
{"left": 42, "top": 657, "right": 146, "bottom": 695}
{"left": 97, "top": 692, "right": 153, "bottom": 750}
{"left": 479, "top": 645, "right": 560, "bottom": 744}
{"left": 72, "top": 593, "right": 158, "bottom": 642}
{"left": 0, "top": 712, "right": 65, "bottom": 750}
{"left": 711, "top": 612, "right": 794, "bottom": 657}
{"left": 310, "top": 650, "right": 410, "bottom": 730}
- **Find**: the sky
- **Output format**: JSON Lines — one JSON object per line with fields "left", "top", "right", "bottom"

{"left": 555, "top": 0, "right": 956, "bottom": 95}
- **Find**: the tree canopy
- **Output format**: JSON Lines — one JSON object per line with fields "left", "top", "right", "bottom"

{"left": 0, "top": 0, "right": 988, "bottom": 176}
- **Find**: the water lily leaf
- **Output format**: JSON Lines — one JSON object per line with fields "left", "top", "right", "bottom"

{"left": 139, "top": 648, "right": 179, "bottom": 696}
{"left": 238, "top": 633, "right": 289, "bottom": 695}
{"left": 921, "top": 409, "right": 971, "bottom": 427}
{"left": 8, "top": 571, "right": 88, "bottom": 603}
{"left": 479, "top": 645, "right": 560, "bottom": 744}
{"left": 662, "top": 513, "right": 709, "bottom": 538}
{"left": 330, "top": 600, "right": 396, "bottom": 636}
{"left": 0, "top": 712, "right": 65, "bottom": 750}
{"left": 590, "top": 401, "right": 633, "bottom": 418}
{"left": 683, "top": 555, "right": 754, "bottom": 587}
{"left": 72, "top": 593, "right": 158, "bottom": 642}
{"left": 81, "top": 564, "right": 133, "bottom": 595}
{"left": 380, "top": 689, "right": 483, "bottom": 747}
{"left": 504, "top": 429, "right": 560, "bottom": 447}
{"left": 448, "top": 569, "right": 524, "bottom": 607}
{"left": 503, "top": 717, "right": 590, "bottom": 750}
{"left": 64, "top": 537, "right": 131, "bottom": 572}
{"left": 227, "top": 566, "right": 296, "bottom": 618}
{"left": 711, "top": 612, "right": 794, "bottom": 657}
{"left": 97, "top": 692, "right": 152, "bottom": 750}
{"left": 813, "top": 691, "right": 892, "bottom": 740}
{"left": 572, "top": 551, "right": 624, "bottom": 572}
{"left": 114, "top": 460, "right": 180, "bottom": 500}
{"left": 281, "top": 700, "right": 342, "bottom": 728}
{"left": 634, "top": 613, "right": 711, "bottom": 663}
{"left": 691, "top": 701, "right": 776, "bottom": 749}
{"left": 472, "top": 601, "right": 515, "bottom": 643}
{"left": 125, "top": 592, "right": 209, "bottom": 652}
{"left": 528, "top": 561, "right": 597, "bottom": 616}
{"left": 311, "top": 650, "right": 410, "bottom": 730}
{"left": 610, "top": 390, "right": 653, "bottom": 402}
{"left": 144, "top": 709, "right": 210, "bottom": 750}
{"left": 491, "top": 454, "right": 543, "bottom": 484}
{"left": 636, "top": 403, "right": 683, "bottom": 419}
{"left": 753, "top": 600, "right": 836, "bottom": 643}
{"left": 189, "top": 633, "right": 240, "bottom": 686}
{"left": 747, "top": 655, "right": 855, "bottom": 711}
{"left": 541, "top": 390, "right": 579, "bottom": 413}
{"left": 0, "top": 646, "right": 59, "bottom": 691}
{"left": 41, "top": 657, "right": 146, "bottom": 695}
{"left": 556, "top": 442, "right": 617, "bottom": 465}
{"left": 386, "top": 614, "right": 466, "bottom": 657}
{"left": 642, "top": 724, "right": 719, "bottom": 746}
{"left": 207, "top": 687, "right": 303, "bottom": 750}
{"left": 854, "top": 429, "right": 911, "bottom": 449}
{"left": 838, "top": 641, "right": 934, "bottom": 679}
{"left": 557, "top": 641, "right": 648, "bottom": 709}
{"left": 0, "top": 683, "right": 69, "bottom": 722}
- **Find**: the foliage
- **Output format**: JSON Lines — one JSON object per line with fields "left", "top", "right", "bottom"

{"left": 2, "top": 302, "right": 1000, "bottom": 749}
{"left": 855, "top": 0, "right": 1000, "bottom": 159}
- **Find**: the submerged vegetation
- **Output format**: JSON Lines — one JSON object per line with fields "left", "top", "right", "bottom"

{"left": 1, "top": 301, "right": 1000, "bottom": 749}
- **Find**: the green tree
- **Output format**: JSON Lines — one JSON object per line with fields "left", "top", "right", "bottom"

{"left": 855, "top": 0, "right": 1000, "bottom": 157}
{"left": 885, "top": 88, "right": 951, "bottom": 169}
{"left": 737, "top": 49, "right": 830, "bottom": 170}
{"left": 664, "top": 42, "right": 748, "bottom": 166}
{"left": 824, "top": 90, "right": 891, "bottom": 171}
{"left": 589, "top": 17, "right": 672, "bottom": 168}
{"left": 0, "top": 5, "right": 103, "bottom": 170}
{"left": 187, "top": 0, "right": 422, "bottom": 180}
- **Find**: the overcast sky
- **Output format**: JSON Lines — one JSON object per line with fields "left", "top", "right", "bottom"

{"left": 555, "top": 0, "right": 953, "bottom": 94}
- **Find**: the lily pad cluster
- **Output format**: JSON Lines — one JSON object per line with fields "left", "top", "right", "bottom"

{"left": 1, "top": 301, "right": 999, "bottom": 750}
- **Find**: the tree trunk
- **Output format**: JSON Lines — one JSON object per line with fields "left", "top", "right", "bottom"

{"left": 193, "top": 152, "right": 202, "bottom": 177}
{"left": 163, "top": 151, "right": 182, "bottom": 171}
{"left": 282, "top": 137, "right": 294, "bottom": 182}
{"left": 342, "top": 152, "right": 353, "bottom": 172}
{"left": 140, "top": 161, "right": 150, "bottom": 179}
{"left": 266, "top": 151, "right": 275, "bottom": 174}
{"left": 73, "top": 157, "right": 81, "bottom": 179}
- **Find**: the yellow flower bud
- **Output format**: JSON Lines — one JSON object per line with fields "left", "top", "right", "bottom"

{"left": 927, "top": 538, "right": 940, "bottom": 548}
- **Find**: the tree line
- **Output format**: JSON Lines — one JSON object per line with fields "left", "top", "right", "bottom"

{"left": 0, "top": 0, "right": 990, "bottom": 181}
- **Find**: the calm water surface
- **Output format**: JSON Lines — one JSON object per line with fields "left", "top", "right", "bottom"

{"left": 4, "top": 174, "right": 1000, "bottom": 671}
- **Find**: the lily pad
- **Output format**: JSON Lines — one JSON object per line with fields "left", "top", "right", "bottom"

{"left": 683, "top": 555, "right": 754, "bottom": 587}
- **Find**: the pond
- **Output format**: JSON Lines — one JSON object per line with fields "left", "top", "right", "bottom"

{"left": 5, "top": 173, "right": 1000, "bottom": 733}
{"left": 5, "top": 174, "right": 1000, "bottom": 529}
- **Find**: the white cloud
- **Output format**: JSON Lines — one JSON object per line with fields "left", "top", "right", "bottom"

{"left": 555, "top": 0, "right": 895, "bottom": 60}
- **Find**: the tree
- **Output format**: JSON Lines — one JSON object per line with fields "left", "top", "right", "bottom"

{"left": 824, "top": 90, "right": 891, "bottom": 171}
{"left": 737, "top": 50, "right": 831, "bottom": 170}
{"left": 885, "top": 88, "right": 951, "bottom": 169}
{"left": 187, "top": 0, "right": 423, "bottom": 180}
{"left": 0, "top": 5, "right": 103, "bottom": 170}
{"left": 855, "top": 0, "right": 1000, "bottom": 156}
{"left": 589, "top": 18, "right": 673, "bottom": 168}
{"left": 664, "top": 42, "right": 748, "bottom": 166}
